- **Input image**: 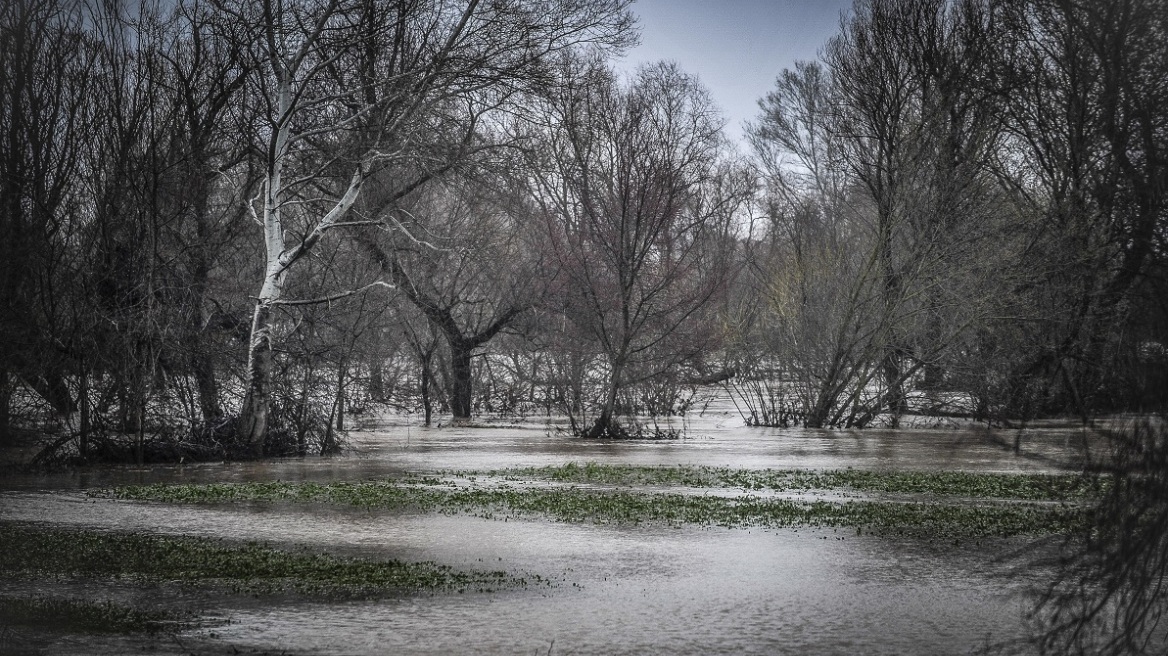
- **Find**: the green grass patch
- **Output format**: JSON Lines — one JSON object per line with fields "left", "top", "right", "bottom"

{"left": 0, "top": 596, "right": 188, "bottom": 634}
{"left": 0, "top": 522, "right": 524, "bottom": 596}
{"left": 481, "top": 463, "right": 1103, "bottom": 501}
{"left": 103, "top": 479, "right": 1087, "bottom": 539}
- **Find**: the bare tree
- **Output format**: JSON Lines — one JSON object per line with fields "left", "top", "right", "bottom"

{"left": 230, "top": 0, "right": 636, "bottom": 453}
{"left": 357, "top": 173, "right": 534, "bottom": 424}
{"left": 734, "top": 0, "right": 1019, "bottom": 428}
{"left": 806, "top": 0, "right": 1008, "bottom": 426}
{"left": 529, "top": 60, "right": 748, "bottom": 437}
{"left": 739, "top": 60, "right": 868, "bottom": 428}
{"left": 0, "top": 0, "right": 92, "bottom": 437}
{"left": 992, "top": 0, "right": 1168, "bottom": 416}
{"left": 161, "top": 0, "right": 255, "bottom": 426}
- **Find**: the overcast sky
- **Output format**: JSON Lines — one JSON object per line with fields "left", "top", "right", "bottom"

{"left": 617, "top": 0, "right": 853, "bottom": 146}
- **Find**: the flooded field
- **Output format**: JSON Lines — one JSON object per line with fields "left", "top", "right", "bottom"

{"left": 0, "top": 405, "right": 1107, "bottom": 655}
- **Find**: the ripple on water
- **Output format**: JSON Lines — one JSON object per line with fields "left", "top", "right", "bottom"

{"left": 3, "top": 488, "right": 1042, "bottom": 655}
{"left": 0, "top": 410, "right": 1092, "bottom": 655}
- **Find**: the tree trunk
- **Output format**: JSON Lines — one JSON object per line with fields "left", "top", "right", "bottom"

{"left": 807, "top": 389, "right": 834, "bottom": 429}
{"left": 78, "top": 365, "right": 89, "bottom": 459}
{"left": 135, "top": 401, "right": 145, "bottom": 465}
{"left": 420, "top": 355, "right": 433, "bottom": 427}
{"left": 334, "top": 359, "right": 345, "bottom": 431}
{"left": 296, "top": 365, "right": 312, "bottom": 457}
{"left": 589, "top": 358, "right": 624, "bottom": 437}
{"left": 237, "top": 299, "right": 276, "bottom": 457}
{"left": 320, "top": 359, "right": 343, "bottom": 455}
{"left": 369, "top": 360, "right": 384, "bottom": 401}
{"left": 192, "top": 339, "right": 221, "bottom": 424}
{"left": 448, "top": 342, "right": 473, "bottom": 423}
{"left": 124, "top": 352, "right": 144, "bottom": 436}
{"left": 879, "top": 212, "right": 906, "bottom": 426}
{"left": 0, "top": 369, "right": 11, "bottom": 445}
{"left": 30, "top": 369, "right": 77, "bottom": 419}
{"left": 188, "top": 155, "right": 222, "bottom": 425}
{"left": 115, "top": 374, "right": 131, "bottom": 433}
{"left": 237, "top": 65, "right": 292, "bottom": 459}
{"left": 882, "top": 353, "right": 905, "bottom": 427}
{"left": 921, "top": 358, "right": 944, "bottom": 391}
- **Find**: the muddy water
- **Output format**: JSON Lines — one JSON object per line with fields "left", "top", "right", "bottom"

{"left": 0, "top": 407, "right": 1100, "bottom": 654}
{"left": 207, "top": 523, "right": 1033, "bottom": 656}
{"left": 1, "top": 492, "right": 1041, "bottom": 655}
{"left": 2, "top": 402, "right": 1104, "bottom": 491}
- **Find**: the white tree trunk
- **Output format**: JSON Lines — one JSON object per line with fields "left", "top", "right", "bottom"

{"left": 237, "top": 64, "right": 369, "bottom": 454}
{"left": 237, "top": 72, "right": 292, "bottom": 455}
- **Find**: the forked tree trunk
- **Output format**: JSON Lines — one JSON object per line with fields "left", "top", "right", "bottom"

{"left": 448, "top": 343, "right": 473, "bottom": 423}
{"left": 236, "top": 63, "right": 292, "bottom": 459}
{"left": 432, "top": 310, "right": 526, "bottom": 426}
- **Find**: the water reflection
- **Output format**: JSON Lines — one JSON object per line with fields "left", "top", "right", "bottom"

{"left": 1, "top": 405, "right": 1104, "bottom": 492}
{"left": 1021, "top": 419, "right": 1168, "bottom": 655}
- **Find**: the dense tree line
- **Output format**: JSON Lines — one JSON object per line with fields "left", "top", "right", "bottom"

{"left": 0, "top": 0, "right": 1164, "bottom": 460}
{"left": 737, "top": 0, "right": 1168, "bottom": 428}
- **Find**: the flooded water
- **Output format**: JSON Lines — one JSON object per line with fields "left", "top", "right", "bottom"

{"left": 1, "top": 401, "right": 1104, "bottom": 491}
{"left": 1, "top": 405, "right": 1103, "bottom": 654}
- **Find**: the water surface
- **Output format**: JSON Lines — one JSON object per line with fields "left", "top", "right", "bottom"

{"left": 1, "top": 407, "right": 1097, "bottom": 654}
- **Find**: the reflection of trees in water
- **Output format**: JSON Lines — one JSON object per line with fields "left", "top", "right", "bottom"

{"left": 1028, "top": 419, "right": 1168, "bottom": 655}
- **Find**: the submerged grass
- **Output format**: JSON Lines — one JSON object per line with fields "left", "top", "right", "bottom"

{"left": 104, "top": 478, "right": 1087, "bottom": 539}
{"left": 482, "top": 463, "right": 1103, "bottom": 501}
{"left": 0, "top": 596, "right": 189, "bottom": 634}
{"left": 0, "top": 522, "right": 522, "bottom": 596}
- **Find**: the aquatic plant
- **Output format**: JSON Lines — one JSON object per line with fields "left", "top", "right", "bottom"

{"left": 0, "top": 596, "right": 191, "bottom": 634}
{"left": 0, "top": 522, "right": 524, "bottom": 596}
{"left": 105, "top": 477, "right": 1088, "bottom": 539}
{"left": 487, "top": 463, "right": 1104, "bottom": 501}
